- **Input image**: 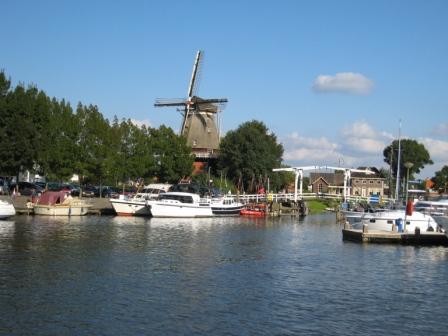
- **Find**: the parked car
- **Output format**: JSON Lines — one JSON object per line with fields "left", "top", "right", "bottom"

{"left": 60, "top": 184, "right": 80, "bottom": 196}
{"left": 9, "top": 182, "right": 43, "bottom": 196}
{"left": 0, "top": 179, "right": 9, "bottom": 195}
{"left": 95, "top": 186, "right": 120, "bottom": 198}
{"left": 81, "top": 186, "right": 96, "bottom": 198}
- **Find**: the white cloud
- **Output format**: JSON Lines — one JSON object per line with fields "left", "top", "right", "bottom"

{"left": 432, "top": 123, "right": 448, "bottom": 136}
{"left": 287, "top": 132, "right": 339, "bottom": 150}
{"left": 340, "top": 121, "right": 393, "bottom": 155}
{"left": 282, "top": 133, "right": 346, "bottom": 166}
{"left": 312, "top": 72, "right": 374, "bottom": 95}
{"left": 343, "top": 137, "right": 386, "bottom": 154}
{"left": 419, "top": 137, "right": 448, "bottom": 162}
{"left": 282, "top": 124, "right": 448, "bottom": 179}
{"left": 342, "top": 121, "right": 377, "bottom": 138}
{"left": 130, "top": 118, "right": 152, "bottom": 128}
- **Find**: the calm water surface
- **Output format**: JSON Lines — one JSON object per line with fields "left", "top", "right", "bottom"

{"left": 1, "top": 214, "right": 447, "bottom": 335}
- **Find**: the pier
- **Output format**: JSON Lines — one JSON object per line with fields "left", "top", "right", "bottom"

{"left": 342, "top": 222, "right": 448, "bottom": 246}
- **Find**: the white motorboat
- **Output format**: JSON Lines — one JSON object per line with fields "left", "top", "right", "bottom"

{"left": 210, "top": 196, "right": 244, "bottom": 216}
{"left": 414, "top": 198, "right": 448, "bottom": 216}
{"left": 147, "top": 192, "right": 213, "bottom": 218}
{"left": 33, "top": 191, "right": 91, "bottom": 216}
{"left": 353, "top": 209, "right": 438, "bottom": 233}
{"left": 110, "top": 184, "right": 171, "bottom": 216}
{"left": 432, "top": 215, "right": 448, "bottom": 236}
{"left": 0, "top": 200, "right": 16, "bottom": 219}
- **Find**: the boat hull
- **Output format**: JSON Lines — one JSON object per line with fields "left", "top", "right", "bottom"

{"left": 33, "top": 204, "right": 91, "bottom": 216}
{"left": 211, "top": 205, "right": 244, "bottom": 216}
{"left": 0, "top": 201, "right": 16, "bottom": 219}
{"left": 433, "top": 215, "right": 448, "bottom": 236}
{"left": 148, "top": 202, "right": 213, "bottom": 218}
{"left": 110, "top": 199, "right": 150, "bottom": 216}
{"left": 240, "top": 209, "right": 266, "bottom": 217}
{"left": 354, "top": 210, "right": 437, "bottom": 232}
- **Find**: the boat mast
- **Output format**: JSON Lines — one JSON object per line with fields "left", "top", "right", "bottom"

{"left": 394, "top": 119, "right": 402, "bottom": 202}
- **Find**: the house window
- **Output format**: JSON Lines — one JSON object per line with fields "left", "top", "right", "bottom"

{"left": 318, "top": 183, "right": 323, "bottom": 193}
{"left": 369, "top": 180, "right": 374, "bottom": 184}
{"left": 363, "top": 180, "right": 367, "bottom": 184}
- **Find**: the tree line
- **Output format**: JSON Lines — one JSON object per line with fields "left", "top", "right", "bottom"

{"left": 1, "top": 70, "right": 446, "bottom": 194}
{"left": 0, "top": 71, "right": 291, "bottom": 191}
{"left": 0, "top": 72, "right": 194, "bottom": 185}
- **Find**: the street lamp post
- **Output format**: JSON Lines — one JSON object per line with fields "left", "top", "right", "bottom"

{"left": 403, "top": 162, "right": 414, "bottom": 232}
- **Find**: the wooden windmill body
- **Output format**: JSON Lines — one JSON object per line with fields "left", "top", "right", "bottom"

{"left": 155, "top": 51, "right": 227, "bottom": 165}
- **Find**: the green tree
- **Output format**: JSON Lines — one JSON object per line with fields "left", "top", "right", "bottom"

{"left": 217, "top": 120, "right": 284, "bottom": 192}
{"left": 432, "top": 165, "right": 448, "bottom": 193}
{"left": 0, "top": 72, "right": 12, "bottom": 175}
{"left": 37, "top": 99, "right": 79, "bottom": 181}
{"left": 76, "top": 104, "right": 113, "bottom": 185}
{"left": 149, "top": 125, "right": 194, "bottom": 183}
{"left": 0, "top": 83, "right": 47, "bottom": 178}
{"left": 110, "top": 119, "right": 156, "bottom": 183}
{"left": 383, "top": 139, "right": 433, "bottom": 181}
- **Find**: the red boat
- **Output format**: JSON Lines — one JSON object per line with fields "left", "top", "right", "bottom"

{"left": 240, "top": 204, "right": 267, "bottom": 217}
{"left": 240, "top": 209, "right": 266, "bottom": 217}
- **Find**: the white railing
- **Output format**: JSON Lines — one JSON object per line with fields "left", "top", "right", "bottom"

{"left": 227, "top": 192, "right": 394, "bottom": 204}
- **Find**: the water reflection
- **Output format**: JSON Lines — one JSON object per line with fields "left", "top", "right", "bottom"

{"left": 1, "top": 214, "right": 448, "bottom": 336}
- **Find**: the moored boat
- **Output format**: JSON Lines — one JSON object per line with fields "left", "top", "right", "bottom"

{"left": 147, "top": 192, "right": 213, "bottom": 218}
{"left": 353, "top": 209, "right": 438, "bottom": 233}
{"left": 33, "top": 191, "right": 91, "bottom": 216}
{"left": 0, "top": 200, "right": 16, "bottom": 219}
{"left": 110, "top": 184, "right": 171, "bottom": 216}
{"left": 414, "top": 198, "right": 448, "bottom": 216}
{"left": 240, "top": 203, "right": 267, "bottom": 217}
{"left": 210, "top": 196, "right": 244, "bottom": 216}
{"left": 432, "top": 213, "right": 448, "bottom": 236}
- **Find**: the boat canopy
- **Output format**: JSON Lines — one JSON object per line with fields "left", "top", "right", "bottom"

{"left": 37, "top": 191, "right": 70, "bottom": 205}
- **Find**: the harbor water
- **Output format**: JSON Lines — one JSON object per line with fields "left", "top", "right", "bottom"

{"left": 1, "top": 213, "right": 448, "bottom": 335}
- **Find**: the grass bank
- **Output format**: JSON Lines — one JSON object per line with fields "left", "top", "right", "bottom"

{"left": 306, "top": 199, "right": 340, "bottom": 214}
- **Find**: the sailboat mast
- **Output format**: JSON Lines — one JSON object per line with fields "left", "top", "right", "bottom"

{"left": 395, "top": 119, "right": 402, "bottom": 202}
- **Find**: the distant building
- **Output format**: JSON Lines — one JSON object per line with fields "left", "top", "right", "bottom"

{"left": 309, "top": 168, "right": 386, "bottom": 197}
{"left": 310, "top": 172, "right": 345, "bottom": 195}
{"left": 351, "top": 171, "right": 386, "bottom": 197}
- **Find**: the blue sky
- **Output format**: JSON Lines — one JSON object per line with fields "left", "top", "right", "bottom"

{"left": 2, "top": 0, "right": 447, "bottom": 178}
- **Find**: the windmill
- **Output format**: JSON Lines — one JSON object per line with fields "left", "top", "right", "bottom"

{"left": 154, "top": 51, "right": 228, "bottom": 160}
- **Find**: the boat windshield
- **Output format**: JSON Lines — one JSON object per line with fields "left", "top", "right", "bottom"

{"left": 159, "top": 194, "right": 194, "bottom": 204}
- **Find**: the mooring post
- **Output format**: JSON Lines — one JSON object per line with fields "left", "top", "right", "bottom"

{"left": 362, "top": 224, "right": 368, "bottom": 233}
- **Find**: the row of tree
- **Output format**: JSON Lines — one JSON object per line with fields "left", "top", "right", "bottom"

{"left": 0, "top": 72, "right": 194, "bottom": 185}
{"left": 0, "top": 71, "right": 291, "bottom": 191}
{"left": 1, "top": 70, "right": 446, "bottom": 193}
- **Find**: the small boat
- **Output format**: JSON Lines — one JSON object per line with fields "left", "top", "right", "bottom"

{"left": 0, "top": 200, "right": 15, "bottom": 219}
{"left": 240, "top": 204, "right": 267, "bottom": 217}
{"left": 353, "top": 209, "right": 438, "bottom": 232}
{"left": 110, "top": 184, "right": 171, "bottom": 216}
{"left": 432, "top": 215, "right": 448, "bottom": 236}
{"left": 33, "top": 191, "right": 91, "bottom": 216}
{"left": 414, "top": 198, "right": 448, "bottom": 216}
{"left": 147, "top": 192, "right": 213, "bottom": 218}
{"left": 210, "top": 196, "right": 244, "bottom": 216}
